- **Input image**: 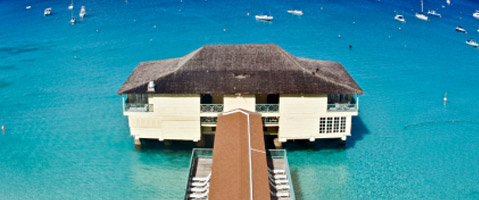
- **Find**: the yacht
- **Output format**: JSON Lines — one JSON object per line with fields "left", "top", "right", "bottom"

{"left": 255, "top": 13, "right": 273, "bottom": 21}
{"left": 26, "top": 6, "right": 31, "bottom": 10}
{"left": 395, "top": 14, "right": 406, "bottom": 22}
{"left": 466, "top": 39, "right": 478, "bottom": 47}
{"left": 44, "top": 8, "right": 51, "bottom": 16}
{"left": 70, "top": 17, "right": 75, "bottom": 25}
{"left": 473, "top": 10, "right": 479, "bottom": 20}
{"left": 456, "top": 26, "right": 467, "bottom": 33}
{"left": 79, "top": 6, "right": 86, "bottom": 18}
{"left": 427, "top": 10, "right": 441, "bottom": 17}
{"left": 447, "top": 0, "right": 451, "bottom": 5}
{"left": 287, "top": 9, "right": 303, "bottom": 16}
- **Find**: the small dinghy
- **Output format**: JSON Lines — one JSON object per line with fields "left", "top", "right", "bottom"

{"left": 395, "top": 14, "right": 405, "bottom": 22}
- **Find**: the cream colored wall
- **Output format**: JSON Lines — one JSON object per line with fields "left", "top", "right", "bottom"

{"left": 278, "top": 94, "right": 355, "bottom": 140}
{"left": 223, "top": 95, "right": 256, "bottom": 112}
{"left": 126, "top": 94, "right": 201, "bottom": 141}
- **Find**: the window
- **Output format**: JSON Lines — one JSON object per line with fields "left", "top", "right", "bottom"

{"left": 340, "top": 117, "right": 346, "bottom": 132}
{"left": 129, "top": 94, "right": 148, "bottom": 104}
{"left": 333, "top": 117, "right": 340, "bottom": 133}
{"left": 326, "top": 117, "right": 333, "bottom": 133}
{"left": 319, "top": 118, "right": 326, "bottom": 134}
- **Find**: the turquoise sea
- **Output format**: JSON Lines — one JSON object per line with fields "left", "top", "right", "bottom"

{"left": 1, "top": 0, "right": 479, "bottom": 199}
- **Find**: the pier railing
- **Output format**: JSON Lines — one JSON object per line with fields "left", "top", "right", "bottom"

{"left": 124, "top": 103, "right": 153, "bottom": 112}
{"left": 327, "top": 103, "right": 357, "bottom": 112}
{"left": 200, "top": 104, "right": 224, "bottom": 113}
{"left": 256, "top": 104, "right": 279, "bottom": 112}
{"left": 268, "top": 149, "right": 296, "bottom": 200}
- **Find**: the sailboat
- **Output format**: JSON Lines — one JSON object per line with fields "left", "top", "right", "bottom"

{"left": 68, "top": 0, "right": 73, "bottom": 10}
{"left": 415, "top": 0, "right": 428, "bottom": 21}
{"left": 70, "top": 5, "right": 75, "bottom": 25}
{"left": 79, "top": 6, "right": 86, "bottom": 18}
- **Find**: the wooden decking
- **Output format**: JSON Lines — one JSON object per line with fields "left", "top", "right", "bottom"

{"left": 186, "top": 157, "right": 293, "bottom": 200}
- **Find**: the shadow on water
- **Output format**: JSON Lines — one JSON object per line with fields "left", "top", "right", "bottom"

{"left": 289, "top": 168, "right": 304, "bottom": 200}
{"left": 0, "top": 64, "right": 15, "bottom": 70}
{"left": 0, "top": 81, "right": 13, "bottom": 89}
{"left": 346, "top": 117, "right": 370, "bottom": 148}
{"left": 0, "top": 44, "right": 42, "bottom": 55}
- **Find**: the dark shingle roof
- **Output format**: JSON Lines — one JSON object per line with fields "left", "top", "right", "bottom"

{"left": 117, "top": 44, "right": 363, "bottom": 95}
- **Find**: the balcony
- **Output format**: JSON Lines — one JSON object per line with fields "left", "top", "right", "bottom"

{"left": 327, "top": 103, "right": 357, "bottom": 112}
{"left": 256, "top": 104, "right": 279, "bottom": 113}
{"left": 200, "top": 104, "right": 224, "bottom": 113}
{"left": 124, "top": 103, "right": 153, "bottom": 112}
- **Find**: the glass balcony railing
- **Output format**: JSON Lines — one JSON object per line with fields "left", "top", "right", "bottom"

{"left": 200, "top": 117, "right": 217, "bottom": 124}
{"left": 124, "top": 103, "right": 153, "bottom": 112}
{"left": 262, "top": 117, "right": 279, "bottom": 124}
{"left": 327, "top": 103, "right": 357, "bottom": 112}
{"left": 255, "top": 104, "right": 279, "bottom": 113}
{"left": 200, "top": 104, "right": 224, "bottom": 113}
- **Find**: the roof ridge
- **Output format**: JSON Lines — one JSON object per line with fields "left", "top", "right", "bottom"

{"left": 276, "top": 47, "right": 360, "bottom": 92}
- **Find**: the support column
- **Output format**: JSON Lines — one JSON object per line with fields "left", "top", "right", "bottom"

{"left": 273, "top": 137, "right": 283, "bottom": 149}
{"left": 134, "top": 136, "right": 141, "bottom": 146}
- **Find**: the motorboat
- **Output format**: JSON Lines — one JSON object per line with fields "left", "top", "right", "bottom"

{"left": 473, "top": 10, "right": 479, "bottom": 20}
{"left": 395, "top": 14, "right": 406, "bottom": 22}
{"left": 415, "top": 13, "right": 428, "bottom": 21}
{"left": 427, "top": 10, "right": 441, "bottom": 17}
{"left": 255, "top": 13, "right": 273, "bottom": 21}
{"left": 466, "top": 39, "right": 478, "bottom": 47}
{"left": 79, "top": 6, "right": 86, "bottom": 18}
{"left": 44, "top": 8, "right": 51, "bottom": 16}
{"left": 26, "top": 6, "right": 31, "bottom": 10}
{"left": 456, "top": 26, "right": 467, "bottom": 33}
{"left": 287, "top": 9, "right": 303, "bottom": 16}
{"left": 70, "top": 17, "right": 75, "bottom": 25}
{"left": 447, "top": 0, "right": 450, "bottom": 5}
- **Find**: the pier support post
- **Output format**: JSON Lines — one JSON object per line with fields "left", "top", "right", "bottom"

{"left": 273, "top": 138, "right": 282, "bottom": 149}
{"left": 134, "top": 136, "right": 142, "bottom": 147}
{"left": 196, "top": 136, "right": 205, "bottom": 148}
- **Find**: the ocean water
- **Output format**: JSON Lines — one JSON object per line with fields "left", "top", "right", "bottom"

{"left": 1, "top": 0, "right": 479, "bottom": 199}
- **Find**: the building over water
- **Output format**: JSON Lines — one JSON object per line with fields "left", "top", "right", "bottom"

{"left": 118, "top": 44, "right": 363, "bottom": 145}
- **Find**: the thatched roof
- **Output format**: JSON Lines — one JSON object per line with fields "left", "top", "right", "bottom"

{"left": 117, "top": 44, "right": 363, "bottom": 95}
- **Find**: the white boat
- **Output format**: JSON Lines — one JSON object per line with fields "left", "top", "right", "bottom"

{"left": 26, "top": 5, "right": 31, "bottom": 10}
{"left": 446, "top": 0, "right": 450, "bottom": 5}
{"left": 287, "top": 9, "right": 303, "bottom": 16}
{"left": 394, "top": 14, "right": 406, "bottom": 22}
{"left": 44, "top": 8, "right": 51, "bottom": 16}
{"left": 79, "top": 6, "right": 86, "bottom": 18}
{"left": 416, "top": 0, "right": 428, "bottom": 21}
{"left": 466, "top": 39, "right": 478, "bottom": 47}
{"left": 456, "top": 26, "right": 467, "bottom": 33}
{"left": 427, "top": 10, "right": 441, "bottom": 17}
{"left": 70, "top": 17, "right": 75, "bottom": 25}
{"left": 255, "top": 13, "right": 273, "bottom": 21}
{"left": 473, "top": 10, "right": 479, "bottom": 20}
{"left": 416, "top": 13, "right": 428, "bottom": 21}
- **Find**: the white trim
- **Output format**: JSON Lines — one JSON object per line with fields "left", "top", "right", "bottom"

{"left": 222, "top": 110, "right": 254, "bottom": 200}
